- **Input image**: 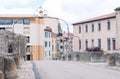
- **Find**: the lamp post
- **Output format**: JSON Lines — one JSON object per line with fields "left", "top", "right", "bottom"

{"left": 36, "top": 6, "right": 70, "bottom": 59}
{"left": 12, "top": 20, "right": 22, "bottom": 54}
{"left": 12, "top": 20, "right": 16, "bottom": 53}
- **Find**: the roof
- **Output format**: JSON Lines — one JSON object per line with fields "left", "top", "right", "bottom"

{"left": 73, "top": 13, "right": 116, "bottom": 25}
{"left": 0, "top": 14, "right": 59, "bottom": 20}
{"left": 0, "top": 14, "right": 35, "bottom": 18}
{"left": 44, "top": 27, "right": 52, "bottom": 32}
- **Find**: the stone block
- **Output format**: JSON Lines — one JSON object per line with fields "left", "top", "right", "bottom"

{"left": 0, "top": 56, "right": 4, "bottom": 73}
{"left": 4, "top": 57, "right": 18, "bottom": 79}
{"left": 107, "top": 55, "right": 115, "bottom": 66}
{"left": 0, "top": 71, "right": 4, "bottom": 79}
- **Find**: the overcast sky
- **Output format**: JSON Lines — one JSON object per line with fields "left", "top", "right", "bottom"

{"left": 0, "top": 0, "right": 120, "bottom": 32}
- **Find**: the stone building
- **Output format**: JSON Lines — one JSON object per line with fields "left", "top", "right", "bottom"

{"left": 0, "top": 29, "right": 25, "bottom": 56}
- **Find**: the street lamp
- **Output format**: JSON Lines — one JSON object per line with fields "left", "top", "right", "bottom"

{"left": 12, "top": 20, "right": 23, "bottom": 54}
{"left": 36, "top": 6, "right": 70, "bottom": 59}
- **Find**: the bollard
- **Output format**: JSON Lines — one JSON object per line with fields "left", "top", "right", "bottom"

{"left": 107, "top": 54, "right": 115, "bottom": 66}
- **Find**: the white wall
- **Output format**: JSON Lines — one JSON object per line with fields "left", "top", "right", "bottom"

{"left": 73, "top": 18, "right": 117, "bottom": 53}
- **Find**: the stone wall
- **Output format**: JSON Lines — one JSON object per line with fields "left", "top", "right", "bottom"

{"left": 61, "top": 52, "right": 106, "bottom": 62}
{"left": 61, "top": 52, "right": 120, "bottom": 66}
{"left": 0, "top": 54, "right": 24, "bottom": 79}
{"left": 0, "top": 56, "right": 4, "bottom": 73}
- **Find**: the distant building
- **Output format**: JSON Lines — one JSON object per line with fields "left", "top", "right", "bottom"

{"left": 0, "top": 14, "right": 59, "bottom": 60}
{"left": 51, "top": 32, "right": 57, "bottom": 60}
{"left": 73, "top": 8, "right": 120, "bottom": 54}
{"left": 57, "top": 30, "right": 73, "bottom": 59}
{"left": 62, "top": 32, "right": 73, "bottom": 54}
{"left": 44, "top": 27, "right": 52, "bottom": 60}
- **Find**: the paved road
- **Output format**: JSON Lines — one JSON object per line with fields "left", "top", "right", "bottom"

{"left": 33, "top": 61, "right": 120, "bottom": 79}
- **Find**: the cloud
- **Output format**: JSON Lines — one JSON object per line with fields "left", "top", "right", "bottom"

{"left": 43, "top": 0, "right": 120, "bottom": 22}
{"left": 42, "top": 0, "right": 120, "bottom": 32}
{"left": 0, "top": 0, "right": 120, "bottom": 32}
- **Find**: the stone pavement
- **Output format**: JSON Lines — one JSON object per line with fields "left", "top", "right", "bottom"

{"left": 34, "top": 61, "right": 120, "bottom": 79}
{"left": 17, "top": 61, "right": 120, "bottom": 79}
{"left": 88, "top": 62, "right": 120, "bottom": 71}
{"left": 17, "top": 61, "right": 35, "bottom": 79}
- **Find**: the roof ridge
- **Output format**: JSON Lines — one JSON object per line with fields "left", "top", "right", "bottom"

{"left": 73, "top": 13, "right": 116, "bottom": 25}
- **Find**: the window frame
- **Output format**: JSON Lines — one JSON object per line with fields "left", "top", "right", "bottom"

{"left": 85, "top": 24, "right": 88, "bottom": 33}
{"left": 92, "top": 23, "right": 94, "bottom": 32}
{"left": 107, "top": 20, "right": 110, "bottom": 30}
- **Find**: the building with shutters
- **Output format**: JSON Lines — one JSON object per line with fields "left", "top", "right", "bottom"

{"left": 73, "top": 8, "right": 120, "bottom": 54}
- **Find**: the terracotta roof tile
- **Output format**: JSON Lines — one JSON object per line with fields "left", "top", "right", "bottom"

{"left": 73, "top": 13, "right": 116, "bottom": 25}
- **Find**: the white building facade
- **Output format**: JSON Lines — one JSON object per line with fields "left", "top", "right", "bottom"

{"left": 44, "top": 28, "right": 52, "bottom": 60}
{"left": 73, "top": 9, "right": 120, "bottom": 54}
{"left": 0, "top": 14, "right": 59, "bottom": 60}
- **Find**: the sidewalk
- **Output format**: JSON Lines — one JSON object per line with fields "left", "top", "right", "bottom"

{"left": 88, "top": 62, "right": 120, "bottom": 72}
{"left": 17, "top": 61, "right": 35, "bottom": 79}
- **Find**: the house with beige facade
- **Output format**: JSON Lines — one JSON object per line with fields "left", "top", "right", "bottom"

{"left": 51, "top": 32, "right": 57, "bottom": 60}
{"left": 0, "top": 14, "right": 59, "bottom": 60}
{"left": 73, "top": 8, "right": 120, "bottom": 54}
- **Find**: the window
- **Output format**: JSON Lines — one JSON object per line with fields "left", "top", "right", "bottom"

{"left": 60, "top": 39, "right": 63, "bottom": 42}
{"left": 60, "top": 46, "right": 63, "bottom": 49}
{"left": 26, "top": 46, "right": 30, "bottom": 52}
{"left": 112, "top": 38, "right": 116, "bottom": 50}
{"left": 8, "top": 44, "right": 13, "bottom": 53}
{"left": 98, "top": 39, "right": 101, "bottom": 49}
{"left": 107, "top": 20, "right": 110, "bottom": 30}
{"left": 15, "top": 20, "right": 23, "bottom": 24}
{"left": 92, "top": 24, "right": 94, "bottom": 32}
{"left": 79, "top": 40, "right": 81, "bottom": 50}
{"left": 23, "top": 19, "right": 30, "bottom": 25}
{"left": 98, "top": 22, "right": 101, "bottom": 31}
{"left": 85, "top": 40, "right": 88, "bottom": 50}
{"left": 0, "top": 20, "right": 13, "bottom": 25}
{"left": 49, "top": 32, "right": 51, "bottom": 38}
{"left": 49, "top": 41, "right": 50, "bottom": 47}
{"left": 26, "top": 36, "right": 30, "bottom": 43}
{"left": 79, "top": 25, "right": 81, "bottom": 33}
{"left": 92, "top": 39, "right": 94, "bottom": 48}
{"left": 0, "top": 28, "right": 5, "bottom": 30}
{"left": 48, "top": 32, "right": 50, "bottom": 38}
{"left": 86, "top": 25, "right": 88, "bottom": 32}
{"left": 45, "top": 31, "right": 48, "bottom": 38}
{"left": 45, "top": 41, "right": 47, "bottom": 47}
{"left": 107, "top": 38, "right": 111, "bottom": 50}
